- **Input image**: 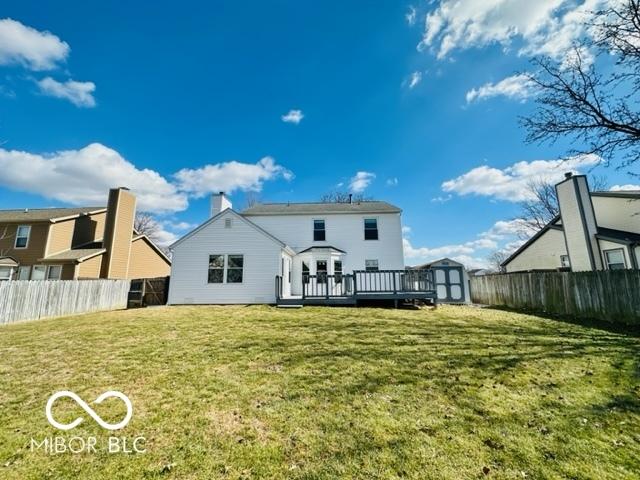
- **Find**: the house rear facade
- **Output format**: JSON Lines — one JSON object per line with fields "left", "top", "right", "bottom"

{"left": 0, "top": 187, "right": 171, "bottom": 281}
{"left": 168, "top": 194, "right": 405, "bottom": 304}
{"left": 502, "top": 173, "right": 640, "bottom": 273}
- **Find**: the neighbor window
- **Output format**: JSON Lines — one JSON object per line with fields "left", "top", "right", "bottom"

{"left": 313, "top": 219, "right": 326, "bottom": 241}
{"left": 208, "top": 255, "right": 225, "bottom": 283}
{"left": 46, "top": 265, "right": 62, "bottom": 280}
{"left": 0, "top": 267, "right": 12, "bottom": 281}
{"left": 17, "top": 266, "right": 30, "bottom": 280}
{"left": 560, "top": 255, "right": 571, "bottom": 268}
{"left": 316, "top": 260, "right": 327, "bottom": 283}
{"left": 365, "top": 259, "right": 379, "bottom": 271}
{"left": 604, "top": 249, "right": 626, "bottom": 270}
{"left": 31, "top": 265, "right": 46, "bottom": 280}
{"left": 226, "top": 255, "right": 244, "bottom": 283}
{"left": 302, "top": 261, "right": 310, "bottom": 284}
{"left": 334, "top": 260, "right": 343, "bottom": 284}
{"left": 15, "top": 225, "right": 31, "bottom": 248}
{"left": 364, "top": 218, "right": 378, "bottom": 240}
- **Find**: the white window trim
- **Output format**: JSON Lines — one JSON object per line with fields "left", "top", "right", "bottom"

{"left": 312, "top": 218, "right": 326, "bottom": 242}
{"left": 31, "top": 265, "right": 47, "bottom": 280}
{"left": 363, "top": 217, "right": 379, "bottom": 241}
{"left": 46, "top": 265, "right": 63, "bottom": 280}
{"left": 0, "top": 266, "right": 13, "bottom": 281}
{"left": 14, "top": 225, "right": 31, "bottom": 249}
{"left": 208, "top": 254, "right": 244, "bottom": 284}
{"left": 603, "top": 248, "right": 626, "bottom": 270}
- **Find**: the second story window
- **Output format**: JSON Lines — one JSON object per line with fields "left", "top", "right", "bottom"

{"left": 15, "top": 225, "right": 31, "bottom": 248}
{"left": 313, "top": 219, "right": 326, "bottom": 241}
{"left": 365, "top": 259, "right": 379, "bottom": 271}
{"left": 364, "top": 218, "right": 378, "bottom": 240}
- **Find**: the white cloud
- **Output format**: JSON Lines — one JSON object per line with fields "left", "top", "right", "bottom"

{"left": 418, "top": 0, "right": 604, "bottom": 62}
{"left": 281, "top": 109, "right": 304, "bottom": 124}
{"left": 480, "top": 218, "right": 534, "bottom": 240}
{"left": 349, "top": 171, "right": 376, "bottom": 193}
{"left": 402, "top": 225, "right": 412, "bottom": 235}
{"left": 37, "top": 77, "right": 96, "bottom": 107}
{"left": 406, "top": 6, "right": 417, "bottom": 26}
{"left": 466, "top": 74, "right": 535, "bottom": 103}
{"left": 431, "top": 194, "right": 452, "bottom": 203}
{"left": 442, "top": 154, "right": 601, "bottom": 201}
{"left": 407, "top": 71, "right": 422, "bottom": 89}
{"left": 0, "top": 18, "right": 69, "bottom": 70}
{"left": 0, "top": 143, "right": 188, "bottom": 214}
{"left": 386, "top": 177, "right": 399, "bottom": 187}
{"left": 610, "top": 184, "right": 640, "bottom": 191}
{"left": 174, "top": 156, "right": 293, "bottom": 198}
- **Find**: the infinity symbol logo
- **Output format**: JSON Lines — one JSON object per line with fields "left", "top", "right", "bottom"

{"left": 45, "top": 391, "right": 133, "bottom": 431}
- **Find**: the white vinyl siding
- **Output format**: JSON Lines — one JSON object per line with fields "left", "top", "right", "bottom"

{"left": 505, "top": 228, "right": 568, "bottom": 273}
{"left": 169, "top": 210, "right": 283, "bottom": 304}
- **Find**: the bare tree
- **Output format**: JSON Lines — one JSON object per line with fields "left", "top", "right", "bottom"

{"left": 521, "top": 1, "right": 640, "bottom": 173}
{"left": 243, "top": 192, "right": 262, "bottom": 210}
{"left": 320, "top": 191, "right": 373, "bottom": 203}
{"left": 487, "top": 250, "right": 510, "bottom": 272}
{"left": 517, "top": 176, "right": 608, "bottom": 236}
{"left": 134, "top": 212, "right": 162, "bottom": 243}
{"left": 0, "top": 226, "right": 15, "bottom": 258}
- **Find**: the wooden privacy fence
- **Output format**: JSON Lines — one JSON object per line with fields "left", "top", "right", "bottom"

{"left": 128, "top": 276, "right": 170, "bottom": 308}
{"left": 0, "top": 279, "right": 130, "bottom": 325}
{"left": 470, "top": 270, "right": 640, "bottom": 325}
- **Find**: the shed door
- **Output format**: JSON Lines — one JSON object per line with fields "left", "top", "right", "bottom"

{"left": 433, "top": 266, "right": 465, "bottom": 303}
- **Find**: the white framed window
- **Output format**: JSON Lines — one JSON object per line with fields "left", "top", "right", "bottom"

{"left": 313, "top": 219, "right": 326, "bottom": 241}
{"left": 365, "top": 259, "right": 379, "bottom": 271}
{"left": 208, "top": 254, "right": 244, "bottom": 283}
{"left": 17, "top": 266, "right": 31, "bottom": 280}
{"left": 560, "top": 255, "right": 571, "bottom": 268}
{"left": 604, "top": 249, "right": 626, "bottom": 270}
{"left": 31, "top": 265, "right": 46, "bottom": 280}
{"left": 364, "top": 218, "right": 378, "bottom": 240}
{"left": 15, "top": 225, "right": 31, "bottom": 249}
{"left": 0, "top": 266, "right": 13, "bottom": 281}
{"left": 334, "top": 260, "right": 343, "bottom": 284}
{"left": 226, "top": 255, "right": 244, "bottom": 283}
{"left": 46, "top": 265, "right": 62, "bottom": 280}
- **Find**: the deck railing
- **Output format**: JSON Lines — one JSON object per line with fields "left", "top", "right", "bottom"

{"left": 276, "top": 269, "right": 435, "bottom": 301}
{"left": 352, "top": 269, "right": 434, "bottom": 295}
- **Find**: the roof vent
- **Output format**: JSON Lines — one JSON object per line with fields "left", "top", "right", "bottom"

{"left": 564, "top": 172, "right": 573, "bottom": 179}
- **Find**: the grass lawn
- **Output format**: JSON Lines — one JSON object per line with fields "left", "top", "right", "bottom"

{"left": 0, "top": 305, "right": 639, "bottom": 479}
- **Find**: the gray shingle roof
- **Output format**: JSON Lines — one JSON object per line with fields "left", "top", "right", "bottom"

{"left": 0, "top": 207, "right": 106, "bottom": 223}
{"left": 242, "top": 201, "right": 401, "bottom": 215}
{"left": 40, "top": 248, "right": 106, "bottom": 262}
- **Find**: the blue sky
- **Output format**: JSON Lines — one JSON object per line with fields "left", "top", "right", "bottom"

{"left": 0, "top": 1, "right": 637, "bottom": 267}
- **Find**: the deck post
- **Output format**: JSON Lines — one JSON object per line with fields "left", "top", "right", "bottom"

{"left": 393, "top": 272, "right": 397, "bottom": 294}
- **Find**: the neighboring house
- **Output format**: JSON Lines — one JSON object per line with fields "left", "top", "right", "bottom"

{"left": 502, "top": 173, "right": 640, "bottom": 273}
{"left": 411, "top": 258, "right": 471, "bottom": 304}
{"left": 168, "top": 193, "right": 427, "bottom": 305}
{"left": 0, "top": 187, "right": 171, "bottom": 281}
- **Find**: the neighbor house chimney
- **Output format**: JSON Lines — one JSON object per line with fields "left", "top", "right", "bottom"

{"left": 100, "top": 187, "right": 136, "bottom": 279}
{"left": 555, "top": 174, "right": 602, "bottom": 272}
{"left": 210, "top": 192, "right": 232, "bottom": 217}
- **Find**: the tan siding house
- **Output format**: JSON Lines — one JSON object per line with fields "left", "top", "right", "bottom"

{"left": 0, "top": 187, "right": 170, "bottom": 281}
{"left": 503, "top": 174, "right": 639, "bottom": 273}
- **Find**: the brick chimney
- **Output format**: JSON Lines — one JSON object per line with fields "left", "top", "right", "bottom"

{"left": 100, "top": 187, "right": 136, "bottom": 279}
{"left": 555, "top": 174, "right": 602, "bottom": 271}
{"left": 211, "top": 192, "right": 232, "bottom": 217}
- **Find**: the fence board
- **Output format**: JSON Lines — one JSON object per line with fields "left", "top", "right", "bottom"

{"left": 470, "top": 271, "right": 640, "bottom": 325}
{"left": 0, "top": 280, "right": 130, "bottom": 325}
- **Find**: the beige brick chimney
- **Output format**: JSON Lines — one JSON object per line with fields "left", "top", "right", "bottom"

{"left": 100, "top": 187, "right": 136, "bottom": 279}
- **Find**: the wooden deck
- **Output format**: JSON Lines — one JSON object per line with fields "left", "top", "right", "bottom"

{"left": 276, "top": 270, "right": 437, "bottom": 306}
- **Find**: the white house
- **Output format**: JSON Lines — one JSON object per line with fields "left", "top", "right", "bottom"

{"left": 167, "top": 193, "right": 422, "bottom": 305}
{"left": 502, "top": 173, "right": 640, "bottom": 273}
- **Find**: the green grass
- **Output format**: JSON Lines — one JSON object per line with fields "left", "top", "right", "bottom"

{"left": 0, "top": 305, "right": 639, "bottom": 479}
